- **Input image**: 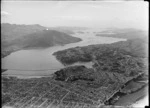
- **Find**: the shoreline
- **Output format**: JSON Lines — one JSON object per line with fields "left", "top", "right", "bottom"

{"left": 114, "top": 85, "right": 148, "bottom": 106}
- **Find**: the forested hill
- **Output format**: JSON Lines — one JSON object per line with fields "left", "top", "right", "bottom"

{"left": 1, "top": 23, "right": 82, "bottom": 58}
{"left": 53, "top": 36, "right": 148, "bottom": 66}
{"left": 10, "top": 29, "right": 82, "bottom": 48}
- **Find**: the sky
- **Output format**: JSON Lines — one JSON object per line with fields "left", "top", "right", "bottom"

{"left": 1, "top": 1, "right": 148, "bottom": 30}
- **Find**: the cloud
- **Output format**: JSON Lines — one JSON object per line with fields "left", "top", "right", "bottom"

{"left": 1, "top": 11, "right": 11, "bottom": 16}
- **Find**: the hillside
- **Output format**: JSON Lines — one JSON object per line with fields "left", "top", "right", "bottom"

{"left": 1, "top": 23, "right": 46, "bottom": 40}
{"left": 1, "top": 23, "right": 82, "bottom": 58}
{"left": 9, "top": 30, "right": 82, "bottom": 48}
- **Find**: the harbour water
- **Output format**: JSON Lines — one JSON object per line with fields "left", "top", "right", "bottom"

{"left": 2, "top": 30, "right": 126, "bottom": 77}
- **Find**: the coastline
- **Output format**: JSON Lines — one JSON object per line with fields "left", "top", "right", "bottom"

{"left": 114, "top": 85, "right": 148, "bottom": 106}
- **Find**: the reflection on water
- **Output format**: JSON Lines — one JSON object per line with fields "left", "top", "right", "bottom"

{"left": 2, "top": 31, "right": 126, "bottom": 77}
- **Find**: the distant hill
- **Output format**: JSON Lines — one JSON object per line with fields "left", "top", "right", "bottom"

{"left": 48, "top": 26, "right": 88, "bottom": 34}
{"left": 1, "top": 23, "right": 82, "bottom": 57}
{"left": 1, "top": 23, "right": 46, "bottom": 40}
{"left": 96, "top": 28, "right": 148, "bottom": 40}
